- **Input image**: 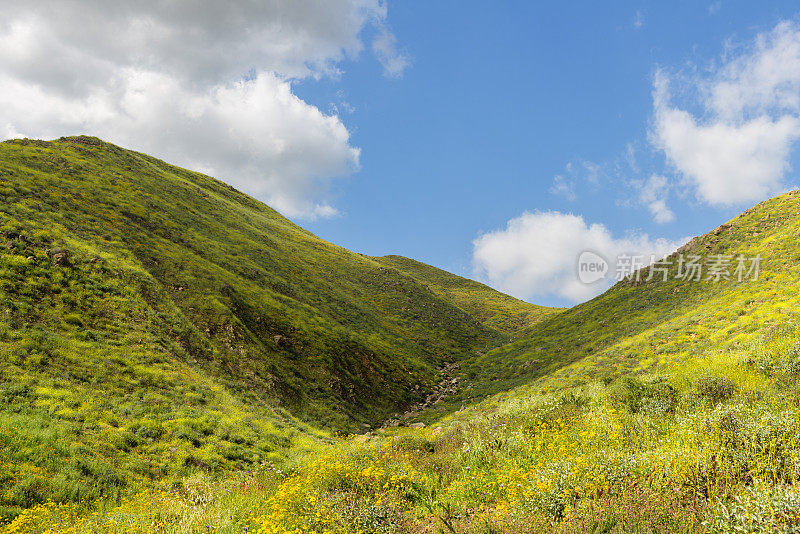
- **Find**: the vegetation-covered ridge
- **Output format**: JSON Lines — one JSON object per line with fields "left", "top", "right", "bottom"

{"left": 10, "top": 301, "right": 800, "bottom": 533}
{"left": 376, "top": 255, "right": 561, "bottom": 335}
{"left": 7, "top": 137, "right": 800, "bottom": 533}
{"left": 457, "top": 189, "right": 800, "bottom": 402}
{"left": 0, "top": 136, "right": 526, "bottom": 514}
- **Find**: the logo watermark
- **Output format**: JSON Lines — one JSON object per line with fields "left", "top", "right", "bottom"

{"left": 577, "top": 252, "right": 761, "bottom": 285}
{"left": 577, "top": 251, "right": 609, "bottom": 284}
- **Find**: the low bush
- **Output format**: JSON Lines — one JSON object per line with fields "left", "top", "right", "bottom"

{"left": 608, "top": 375, "right": 677, "bottom": 415}
{"left": 694, "top": 376, "right": 736, "bottom": 405}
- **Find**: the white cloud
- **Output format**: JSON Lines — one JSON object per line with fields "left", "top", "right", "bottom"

{"left": 0, "top": 1, "right": 388, "bottom": 85}
{"left": 550, "top": 175, "right": 576, "bottom": 201}
{"left": 548, "top": 160, "right": 604, "bottom": 201}
{"left": 646, "top": 199, "right": 675, "bottom": 224}
{"left": 372, "top": 25, "right": 412, "bottom": 78}
{"left": 652, "top": 21, "right": 800, "bottom": 206}
{"left": 638, "top": 174, "right": 675, "bottom": 223}
{"left": 0, "top": 0, "right": 404, "bottom": 219}
{"left": 708, "top": 21, "right": 800, "bottom": 119}
{"left": 582, "top": 160, "right": 602, "bottom": 184}
{"left": 625, "top": 142, "right": 639, "bottom": 173}
{"left": 472, "top": 211, "right": 683, "bottom": 303}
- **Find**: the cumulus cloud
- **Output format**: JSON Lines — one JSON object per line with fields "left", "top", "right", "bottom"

{"left": 708, "top": 22, "right": 800, "bottom": 119}
{"left": 472, "top": 211, "right": 683, "bottom": 303}
{"left": 0, "top": 0, "right": 406, "bottom": 219}
{"left": 652, "top": 21, "right": 800, "bottom": 206}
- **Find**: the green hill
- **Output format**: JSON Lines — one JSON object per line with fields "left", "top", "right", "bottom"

{"left": 457, "top": 189, "right": 800, "bottom": 401}
{"left": 0, "top": 136, "right": 509, "bottom": 510}
{"left": 7, "top": 136, "right": 800, "bottom": 533}
{"left": 10, "top": 188, "right": 800, "bottom": 533}
{"left": 375, "top": 255, "right": 561, "bottom": 335}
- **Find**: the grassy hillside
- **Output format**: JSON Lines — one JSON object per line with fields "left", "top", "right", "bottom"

{"left": 0, "top": 136, "right": 505, "bottom": 514}
{"left": 376, "top": 255, "right": 561, "bottom": 335}
{"left": 456, "top": 189, "right": 800, "bottom": 401}
{"left": 7, "top": 138, "right": 800, "bottom": 533}
{"left": 12, "top": 324, "right": 800, "bottom": 533}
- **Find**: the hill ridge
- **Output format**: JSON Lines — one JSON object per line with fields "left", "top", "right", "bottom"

{"left": 456, "top": 187, "right": 800, "bottom": 403}
{"left": 0, "top": 136, "right": 543, "bottom": 510}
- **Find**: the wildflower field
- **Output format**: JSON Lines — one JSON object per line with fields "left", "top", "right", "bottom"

{"left": 5, "top": 139, "right": 800, "bottom": 532}
{"left": 9, "top": 326, "right": 800, "bottom": 533}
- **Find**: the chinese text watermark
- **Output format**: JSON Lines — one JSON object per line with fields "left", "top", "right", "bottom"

{"left": 577, "top": 252, "right": 760, "bottom": 285}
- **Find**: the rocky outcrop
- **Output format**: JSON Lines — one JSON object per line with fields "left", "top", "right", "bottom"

{"left": 381, "top": 362, "right": 461, "bottom": 429}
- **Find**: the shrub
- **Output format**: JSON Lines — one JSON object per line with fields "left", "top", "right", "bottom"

{"left": 640, "top": 380, "right": 678, "bottom": 416}
{"left": 779, "top": 342, "right": 800, "bottom": 376}
{"left": 129, "top": 419, "right": 164, "bottom": 440}
{"left": 608, "top": 376, "right": 647, "bottom": 413}
{"left": 395, "top": 434, "right": 435, "bottom": 454}
{"left": 559, "top": 391, "right": 590, "bottom": 409}
{"left": 0, "top": 383, "right": 31, "bottom": 402}
{"left": 695, "top": 376, "right": 735, "bottom": 405}
{"left": 608, "top": 376, "right": 676, "bottom": 415}
{"left": 597, "top": 369, "right": 616, "bottom": 386}
{"left": 63, "top": 313, "right": 83, "bottom": 327}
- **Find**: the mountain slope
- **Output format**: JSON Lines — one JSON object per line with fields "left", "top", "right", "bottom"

{"left": 12, "top": 190, "right": 800, "bottom": 533}
{"left": 6, "top": 142, "right": 800, "bottom": 532}
{"left": 0, "top": 136, "right": 506, "bottom": 509}
{"left": 375, "top": 255, "right": 561, "bottom": 335}
{"left": 458, "top": 189, "right": 800, "bottom": 401}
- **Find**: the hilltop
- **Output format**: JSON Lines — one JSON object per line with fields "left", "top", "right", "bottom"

{"left": 0, "top": 136, "right": 547, "bottom": 512}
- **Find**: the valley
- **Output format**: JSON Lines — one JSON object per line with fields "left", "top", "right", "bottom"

{"left": 3, "top": 138, "right": 800, "bottom": 533}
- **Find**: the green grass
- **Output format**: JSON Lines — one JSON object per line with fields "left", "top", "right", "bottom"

{"left": 456, "top": 190, "right": 800, "bottom": 403}
{"left": 376, "top": 255, "right": 561, "bottom": 335}
{"left": 12, "top": 328, "right": 800, "bottom": 533}
{"left": 0, "top": 136, "right": 510, "bottom": 513}
{"left": 6, "top": 136, "right": 800, "bottom": 532}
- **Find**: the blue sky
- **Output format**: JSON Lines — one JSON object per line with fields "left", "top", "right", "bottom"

{"left": 3, "top": 1, "right": 800, "bottom": 307}
{"left": 296, "top": 1, "right": 800, "bottom": 306}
